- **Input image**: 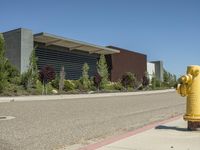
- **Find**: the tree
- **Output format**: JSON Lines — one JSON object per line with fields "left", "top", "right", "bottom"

{"left": 22, "top": 49, "right": 39, "bottom": 89}
{"left": 59, "top": 66, "right": 65, "bottom": 92}
{"left": 93, "top": 73, "right": 102, "bottom": 91}
{"left": 0, "top": 34, "right": 8, "bottom": 93}
{"left": 39, "top": 65, "right": 56, "bottom": 94}
{"left": 97, "top": 54, "right": 109, "bottom": 89}
{"left": 80, "top": 63, "right": 91, "bottom": 90}
{"left": 163, "top": 69, "right": 177, "bottom": 88}
{"left": 163, "top": 70, "right": 170, "bottom": 83}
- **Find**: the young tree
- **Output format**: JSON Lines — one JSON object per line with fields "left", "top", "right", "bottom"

{"left": 22, "top": 49, "right": 39, "bottom": 89}
{"left": 97, "top": 54, "right": 109, "bottom": 89}
{"left": 39, "top": 65, "right": 56, "bottom": 94}
{"left": 80, "top": 63, "right": 91, "bottom": 90}
{"left": 163, "top": 69, "right": 177, "bottom": 88}
{"left": 93, "top": 73, "right": 102, "bottom": 91}
{"left": 59, "top": 66, "right": 65, "bottom": 92}
{"left": 0, "top": 33, "right": 8, "bottom": 93}
{"left": 163, "top": 69, "right": 170, "bottom": 84}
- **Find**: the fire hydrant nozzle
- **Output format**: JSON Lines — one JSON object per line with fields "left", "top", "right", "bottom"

{"left": 180, "top": 74, "right": 193, "bottom": 84}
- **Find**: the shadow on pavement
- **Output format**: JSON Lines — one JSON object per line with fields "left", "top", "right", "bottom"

{"left": 155, "top": 125, "right": 188, "bottom": 132}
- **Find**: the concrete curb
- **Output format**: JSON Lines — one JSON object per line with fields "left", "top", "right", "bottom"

{"left": 0, "top": 89, "right": 175, "bottom": 103}
{"left": 79, "top": 115, "right": 182, "bottom": 150}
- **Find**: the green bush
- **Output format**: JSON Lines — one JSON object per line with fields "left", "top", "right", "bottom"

{"left": 103, "top": 82, "right": 123, "bottom": 91}
{"left": 0, "top": 71, "right": 8, "bottom": 93}
{"left": 121, "top": 72, "right": 137, "bottom": 89}
{"left": 51, "top": 75, "right": 59, "bottom": 89}
{"left": 20, "top": 72, "right": 29, "bottom": 89}
{"left": 9, "top": 76, "right": 21, "bottom": 85}
{"left": 113, "top": 82, "right": 123, "bottom": 90}
{"left": 64, "top": 80, "right": 76, "bottom": 91}
{"left": 1, "top": 83, "right": 28, "bottom": 96}
{"left": 151, "top": 76, "right": 164, "bottom": 90}
{"left": 104, "top": 82, "right": 115, "bottom": 90}
{"left": 155, "top": 80, "right": 161, "bottom": 87}
{"left": 0, "top": 33, "right": 8, "bottom": 93}
{"left": 34, "top": 80, "right": 43, "bottom": 94}
{"left": 30, "top": 80, "right": 55, "bottom": 95}
{"left": 72, "top": 80, "right": 79, "bottom": 89}
{"left": 5, "top": 61, "right": 20, "bottom": 79}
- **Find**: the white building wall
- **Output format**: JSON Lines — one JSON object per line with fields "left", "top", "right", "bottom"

{"left": 147, "top": 62, "right": 155, "bottom": 81}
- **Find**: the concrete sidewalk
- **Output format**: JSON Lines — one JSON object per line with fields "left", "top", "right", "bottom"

{"left": 0, "top": 89, "right": 174, "bottom": 103}
{"left": 81, "top": 116, "right": 200, "bottom": 150}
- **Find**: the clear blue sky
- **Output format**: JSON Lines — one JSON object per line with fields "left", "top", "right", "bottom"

{"left": 1, "top": 0, "right": 200, "bottom": 77}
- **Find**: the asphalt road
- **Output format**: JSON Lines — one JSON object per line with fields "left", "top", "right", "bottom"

{"left": 0, "top": 92, "right": 185, "bottom": 150}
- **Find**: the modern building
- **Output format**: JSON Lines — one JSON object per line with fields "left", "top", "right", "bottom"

{"left": 3, "top": 28, "right": 119, "bottom": 79}
{"left": 147, "top": 62, "right": 155, "bottom": 81}
{"left": 2, "top": 28, "right": 148, "bottom": 82}
{"left": 147, "top": 61, "right": 164, "bottom": 82}
{"left": 106, "top": 46, "right": 147, "bottom": 82}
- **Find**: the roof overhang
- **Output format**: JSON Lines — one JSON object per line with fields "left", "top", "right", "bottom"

{"left": 34, "top": 33, "right": 120, "bottom": 54}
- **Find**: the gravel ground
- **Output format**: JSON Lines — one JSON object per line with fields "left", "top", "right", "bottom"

{"left": 0, "top": 92, "right": 185, "bottom": 150}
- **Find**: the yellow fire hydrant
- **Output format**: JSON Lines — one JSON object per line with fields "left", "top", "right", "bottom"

{"left": 177, "top": 65, "right": 200, "bottom": 130}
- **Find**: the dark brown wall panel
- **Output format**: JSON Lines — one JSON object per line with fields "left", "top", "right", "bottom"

{"left": 107, "top": 46, "right": 147, "bottom": 82}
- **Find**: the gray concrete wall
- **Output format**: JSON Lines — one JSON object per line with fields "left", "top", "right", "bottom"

{"left": 3, "top": 29, "right": 21, "bottom": 71}
{"left": 21, "top": 29, "right": 33, "bottom": 73}
{"left": 151, "top": 61, "right": 164, "bottom": 82}
{"left": 3, "top": 28, "right": 33, "bottom": 73}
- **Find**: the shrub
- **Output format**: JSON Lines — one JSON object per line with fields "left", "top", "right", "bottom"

{"left": 71, "top": 80, "right": 79, "bottom": 89}
{"left": 151, "top": 77, "right": 156, "bottom": 89}
{"left": 103, "top": 82, "right": 123, "bottom": 91}
{"left": 104, "top": 82, "right": 115, "bottom": 91}
{"left": 10, "top": 76, "right": 21, "bottom": 85}
{"left": 0, "top": 71, "right": 8, "bottom": 93}
{"left": 1, "top": 83, "right": 28, "bottom": 96}
{"left": 97, "top": 54, "right": 109, "bottom": 89}
{"left": 5, "top": 61, "right": 20, "bottom": 79}
{"left": 64, "top": 80, "right": 76, "bottom": 91}
{"left": 35, "top": 80, "right": 43, "bottom": 94}
{"left": 113, "top": 82, "right": 123, "bottom": 91}
{"left": 79, "top": 63, "right": 91, "bottom": 91}
{"left": 29, "top": 80, "right": 54, "bottom": 95}
{"left": 151, "top": 77, "right": 161, "bottom": 89}
{"left": 155, "top": 80, "right": 161, "bottom": 87}
{"left": 142, "top": 75, "right": 150, "bottom": 87}
{"left": 121, "top": 72, "right": 137, "bottom": 89}
{"left": 0, "top": 33, "right": 8, "bottom": 93}
{"left": 51, "top": 75, "right": 59, "bottom": 89}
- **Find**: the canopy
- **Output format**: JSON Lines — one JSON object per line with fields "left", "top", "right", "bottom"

{"left": 34, "top": 33, "right": 119, "bottom": 54}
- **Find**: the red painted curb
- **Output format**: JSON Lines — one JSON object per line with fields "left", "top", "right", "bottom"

{"left": 78, "top": 115, "right": 182, "bottom": 150}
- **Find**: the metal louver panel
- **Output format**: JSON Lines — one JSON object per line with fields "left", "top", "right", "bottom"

{"left": 35, "top": 48, "right": 99, "bottom": 80}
